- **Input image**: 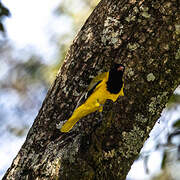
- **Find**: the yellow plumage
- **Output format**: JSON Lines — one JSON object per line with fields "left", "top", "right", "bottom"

{"left": 60, "top": 68, "right": 124, "bottom": 133}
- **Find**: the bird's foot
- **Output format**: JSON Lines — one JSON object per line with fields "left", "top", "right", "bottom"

{"left": 96, "top": 99, "right": 103, "bottom": 112}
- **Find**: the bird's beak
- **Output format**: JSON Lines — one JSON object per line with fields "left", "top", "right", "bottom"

{"left": 117, "top": 66, "right": 124, "bottom": 71}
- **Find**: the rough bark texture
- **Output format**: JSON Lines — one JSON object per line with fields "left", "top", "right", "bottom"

{"left": 3, "top": 0, "right": 180, "bottom": 179}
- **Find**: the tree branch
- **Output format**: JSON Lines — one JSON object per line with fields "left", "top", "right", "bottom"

{"left": 3, "top": 0, "right": 180, "bottom": 179}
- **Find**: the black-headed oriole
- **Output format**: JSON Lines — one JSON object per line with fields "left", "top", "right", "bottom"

{"left": 61, "top": 63, "right": 125, "bottom": 132}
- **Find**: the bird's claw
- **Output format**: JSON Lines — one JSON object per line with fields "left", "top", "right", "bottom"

{"left": 96, "top": 99, "right": 103, "bottom": 112}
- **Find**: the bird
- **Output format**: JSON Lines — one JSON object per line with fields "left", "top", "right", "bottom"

{"left": 60, "top": 63, "right": 125, "bottom": 132}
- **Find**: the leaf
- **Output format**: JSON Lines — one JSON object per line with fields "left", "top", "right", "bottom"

{"left": 173, "top": 119, "right": 180, "bottom": 128}
{"left": 161, "top": 151, "right": 167, "bottom": 169}
{"left": 0, "top": 2, "right": 10, "bottom": 32}
{"left": 167, "top": 94, "right": 180, "bottom": 108}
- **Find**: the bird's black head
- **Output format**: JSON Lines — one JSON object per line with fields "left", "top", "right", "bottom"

{"left": 106, "top": 63, "right": 125, "bottom": 94}
{"left": 111, "top": 63, "right": 125, "bottom": 74}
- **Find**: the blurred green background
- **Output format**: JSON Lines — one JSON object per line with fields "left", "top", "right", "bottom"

{"left": 0, "top": 0, "right": 179, "bottom": 179}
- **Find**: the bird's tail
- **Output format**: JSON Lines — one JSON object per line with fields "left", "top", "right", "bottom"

{"left": 60, "top": 114, "right": 81, "bottom": 133}
{"left": 60, "top": 103, "right": 98, "bottom": 132}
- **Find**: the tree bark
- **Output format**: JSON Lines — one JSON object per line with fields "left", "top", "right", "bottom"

{"left": 3, "top": 0, "right": 180, "bottom": 179}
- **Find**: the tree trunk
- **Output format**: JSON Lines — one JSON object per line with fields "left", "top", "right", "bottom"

{"left": 3, "top": 0, "right": 180, "bottom": 179}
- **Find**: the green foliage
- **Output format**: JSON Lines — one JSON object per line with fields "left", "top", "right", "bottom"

{"left": 7, "top": 125, "right": 28, "bottom": 137}
{"left": 0, "top": 55, "right": 49, "bottom": 94}
{"left": 173, "top": 119, "right": 180, "bottom": 128}
{"left": 161, "top": 151, "right": 167, "bottom": 169}
{"left": 0, "top": 1, "right": 10, "bottom": 33}
{"left": 168, "top": 94, "right": 180, "bottom": 108}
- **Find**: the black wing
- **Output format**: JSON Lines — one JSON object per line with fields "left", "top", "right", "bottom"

{"left": 75, "top": 80, "right": 102, "bottom": 109}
